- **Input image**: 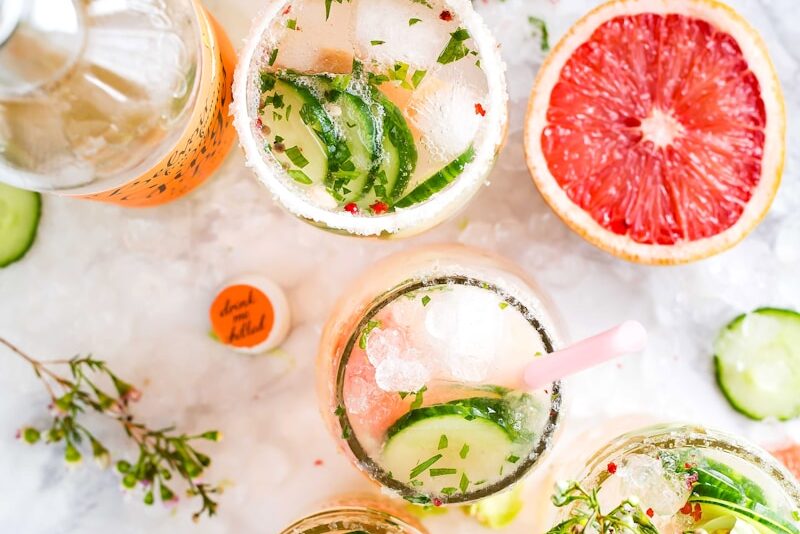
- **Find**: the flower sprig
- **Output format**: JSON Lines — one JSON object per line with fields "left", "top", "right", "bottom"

{"left": 546, "top": 481, "right": 659, "bottom": 534}
{"left": 2, "top": 337, "right": 223, "bottom": 521}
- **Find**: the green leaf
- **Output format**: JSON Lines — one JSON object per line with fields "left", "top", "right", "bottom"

{"left": 459, "top": 443, "right": 470, "bottom": 459}
{"left": 22, "top": 427, "right": 40, "bottom": 444}
{"left": 430, "top": 468, "right": 457, "bottom": 477}
{"left": 438, "top": 434, "right": 448, "bottom": 450}
{"left": 410, "top": 385, "right": 427, "bottom": 409}
{"left": 159, "top": 483, "right": 175, "bottom": 502}
{"left": 529, "top": 17, "right": 550, "bottom": 52}
{"left": 459, "top": 472, "right": 469, "bottom": 493}
{"left": 285, "top": 146, "right": 310, "bottom": 169}
{"left": 411, "top": 69, "right": 427, "bottom": 88}
{"left": 358, "top": 320, "right": 381, "bottom": 350}
{"left": 410, "top": 454, "right": 442, "bottom": 479}
{"left": 421, "top": 295, "right": 431, "bottom": 307}
{"left": 437, "top": 28, "right": 472, "bottom": 65}
{"left": 409, "top": 18, "right": 422, "bottom": 26}
{"left": 268, "top": 49, "right": 278, "bottom": 67}
{"left": 286, "top": 19, "right": 297, "bottom": 30}
{"left": 144, "top": 490, "right": 154, "bottom": 506}
{"left": 288, "top": 170, "right": 313, "bottom": 185}
{"left": 200, "top": 431, "right": 222, "bottom": 442}
{"left": 370, "top": 40, "right": 385, "bottom": 46}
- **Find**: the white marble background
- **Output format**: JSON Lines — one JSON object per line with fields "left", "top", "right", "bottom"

{"left": 1, "top": 0, "right": 799, "bottom": 532}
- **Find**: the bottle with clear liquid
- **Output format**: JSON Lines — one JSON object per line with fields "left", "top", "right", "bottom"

{"left": 0, "top": 0, "right": 236, "bottom": 206}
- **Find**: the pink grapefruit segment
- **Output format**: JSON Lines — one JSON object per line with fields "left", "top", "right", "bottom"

{"left": 526, "top": 0, "right": 785, "bottom": 264}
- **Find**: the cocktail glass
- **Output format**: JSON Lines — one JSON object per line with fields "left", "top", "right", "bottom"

{"left": 280, "top": 504, "right": 427, "bottom": 534}
{"left": 551, "top": 424, "right": 800, "bottom": 533}
{"left": 233, "top": 0, "right": 508, "bottom": 237}
{"left": 317, "top": 244, "right": 565, "bottom": 506}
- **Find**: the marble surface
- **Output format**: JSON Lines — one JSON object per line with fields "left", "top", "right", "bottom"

{"left": 1, "top": 0, "right": 800, "bottom": 532}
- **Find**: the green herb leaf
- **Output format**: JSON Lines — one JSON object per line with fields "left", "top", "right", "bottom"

{"left": 438, "top": 434, "right": 448, "bottom": 450}
{"left": 507, "top": 455, "right": 520, "bottom": 463}
{"left": 459, "top": 473, "right": 469, "bottom": 493}
{"left": 288, "top": 170, "right": 313, "bottom": 185}
{"left": 359, "top": 320, "right": 381, "bottom": 350}
{"left": 287, "top": 19, "right": 297, "bottom": 30}
{"left": 421, "top": 295, "right": 431, "bottom": 307}
{"left": 409, "top": 18, "right": 422, "bottom": 26}
{"left": 499, "top": 302, "right": 509, "bottom": 310}
{"left": 437, "top": 28, "right": 472, "bottom": 65}
{"left": 410, "top": 385, "right": 427, "bottom": 410}
{"left": 268, "top": 49, "right": 279, "bottom": 66}
{"left": 285, "top": 146, "right": 310, "bottom": 168}
{"left": 459, "top": 443, "right": 470, "bottom": 459}
{"left": 529, "top": 17, "right": 550, "bottom": 52}
{"left": 410, "top": 454, "right": 442, "bottom": 479}
{"left": 411, "top": 69, "right": 427, "bottom": 88}
{"left": 441, "top": 487, "right": 457, "bottom": 496}
{"left": 430, "top": 468, "right": 457, "bottom": 477}
{"left": 370, "top": 40, "right": 385, "bottom": 46}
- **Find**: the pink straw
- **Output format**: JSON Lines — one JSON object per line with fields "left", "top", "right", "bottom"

{"left": 524, "top": 320, "right": 648, "bottom": 389}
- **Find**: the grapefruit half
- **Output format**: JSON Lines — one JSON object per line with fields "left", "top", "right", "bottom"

{"left": 525, "top": 0, "right": 785, "bottom": 264}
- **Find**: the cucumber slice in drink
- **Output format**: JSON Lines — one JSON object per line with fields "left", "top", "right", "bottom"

{"left": 394, "top": 145, "right": 475, "bottom": 209}
{"left": 259, "top": 74, "right": 336, "bottom": 186}
{"left": 466, "top": 486, "right": 524, "bottom": 528}
{"left": 714, "top": 308, "right": 800, "bottom": 421}
{"left": 372, "top": 90, "right": 417, "bottom": 201}
{"left": 691, "top": 496, "right": 800, "bottom": 534}
{"left": 0, "top": 183, "right": 41, "bottom": 268}
{"left": 311, "top": 77, "right": 380, "bottom": 204}
{"left": 382, "top": 398, "right": 525, "bottom": 498}
{"left": 699, "top": 515, "right": 760, "bottom": 534}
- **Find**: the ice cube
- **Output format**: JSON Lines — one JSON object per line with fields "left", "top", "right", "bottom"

{"left": 446, "top": 351, "right": 491, "bottom": 383}
{"left": 366, "top": 327, "right": 406, "bottom": 367}
{"left": 408, "top": 77, "right": 482, "bottom": 162}
{"left": 618, "top": 454, "right": 692, "bottom": 516}
{"left": 374, "top": 358, "right": 430, "bottom": 393}
{"left": 353, "top": 0, "right": 453, "bottom": 69}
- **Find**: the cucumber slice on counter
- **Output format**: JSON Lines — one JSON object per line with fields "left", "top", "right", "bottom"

{"left": 714, "top": 308, "right": 800, "bottom": 421}
{"left": 394, "top": 145, "right": 475, "bottom": 209}
{"left": 690, "top": 496, "right": 800, "bottom": 534}
{"left": 0, "top": 183, "right": 41, "bottom": 268}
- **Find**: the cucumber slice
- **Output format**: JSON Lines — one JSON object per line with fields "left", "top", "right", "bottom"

{"left": 698, "top": 515, "right": 760, "bottom": 534}
{"left": 701, "top": 459, "right": 769, "bottom": 506}
{"left": 372, "top": 89, "right": 417, "bottom": 201}
{"left": 714, "top": 308, "right": 800, "bottom": 421}
{"left": 0, "top": 183, "right": 41, "bottom": 267}
{"left": 691, "top": 496, "right": 800, "bottom": 534}
{"left": 394, "top": 145, "right": 475, "bottom": 209}
{"left": 312, "top": 77, "right": 380, "bottom": 204}
{"left": 259, "top": 75, "right": 336, "bottom": 186}
{"left": 382, "top": 408, "right": 515, "bottom": 498}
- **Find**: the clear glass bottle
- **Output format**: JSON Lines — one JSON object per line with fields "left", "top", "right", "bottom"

{"left": 0, "top": 0, "right": 236, "bottom": 206}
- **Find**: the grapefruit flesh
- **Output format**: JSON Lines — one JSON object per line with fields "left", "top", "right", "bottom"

{"left": 771, "top": 445, "right": 800, "bottom": 481}
{"left": 527, "top": 0, "right": 784, "bottom": 263}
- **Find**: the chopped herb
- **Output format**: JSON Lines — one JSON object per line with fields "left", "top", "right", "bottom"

{"left": 274, "top": 135, "right": 284, "bottom": 144}
{"left": 411, "top": 69, "right": 427, "bottom": 88}
{"left": 260, "top": 72, "right": 277, "bottom": 92}
{"left": 346, "top": 121, "right": 357, "bottom": 128}
{"left": 438, "top": 434, "right": 448, "bottom": 450}
{"left": 370, "top": 40, "right": 385, "bottom": 46}
{"left": 285, "top": 104, "right": 292, "bottom": 120}
{"left": 437, "top": 28, "right": 472, "bottom": 65}
{"left": 410, "top": 0, "right": 432, "bottom": 7}
{"left": 358, "top": 320, "right": 381, "bottom": 349}
{"left": 421, "top": 295, "right": 431, "bottom": 307}
{"left": 268, "top": 48, "right": 279, "bottom": 66}
{"left": 441, "top": 487, "right": 457, "bottom": 496}
{"left": 410, "top": 479, "right": 424, "bottom": 487}
{"left": 341, "top": 423, "right": 351, "bottom": 440}
{"left": 288, "top": 170, "right": 312, "bottom": 185}
{"left": 475, "top": 59, "right": 481, "bottom": 68}
{"left": 410, "top": 454, "right": 442, "bottom": 479}
{"left": 332, "top": 74, "right": 351, "bottom": 92}
{"left": 392, "top": 62, "right": 410, "bottom": 83}
{"left": 430, "top": 468, "right": 457, "bottom": 477}
{"left": 286, "top": 19, "right": 297, "bottom": 30}
{"left": 405, "top": 494, "right": 431, "bottom": 505}
{"left": 399, "top": 391, "right": 410, "bottom": 400}
{"left": 459, "top": 444, "right": 470, "bottom": 459}
{"left": 285, "top": 146, "right": 309, "bottom": 168}
{"left": 474, "top": 479, "right": 486, "bottom": 485}
{"left": 409, "top": 18, "right": 422, "bottom": 26}
{"left": 499, "top": 464, "right": 504, "bottom": 476}
{"left": 459, "top": 473, "right": 469, "bottom": 493}
{"left": 534, "top": 351, "right": 543, "bottom": 358}
{"left": 324, "top": 0, "right": 350, "bottom": 20}
{"left": 334, "top": 405, "right": 345, "bottom": 417}
{"left": 410, "top": 385, "right": 427, "bottom": 410}
{"left": 499, "top": 301, "right": 509, "bottom": 310}
{"left": 529, "top": 16, "right": 550, "bottom": 52}
{"left": 507, "top": 455, "right": 520, "bottom": 464}
{"left": 272, "top": 112, "right": 282, "bottom": 121}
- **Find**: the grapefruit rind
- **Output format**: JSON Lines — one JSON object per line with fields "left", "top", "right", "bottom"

{"left": 524, "top": 0, "right": 785, "bottom": 265}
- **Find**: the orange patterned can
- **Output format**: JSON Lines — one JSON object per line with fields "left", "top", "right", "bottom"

{"left": 73, "top": 2, "right": 237, "bottom": 207}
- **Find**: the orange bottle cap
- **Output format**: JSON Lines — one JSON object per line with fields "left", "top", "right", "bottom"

{"left": 209, "top": 275, "right": 291, "bottom": 354}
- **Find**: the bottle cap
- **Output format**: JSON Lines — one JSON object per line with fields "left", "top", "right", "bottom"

{"left": 209, "top": 275, "right": 291, "bottom": 354}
